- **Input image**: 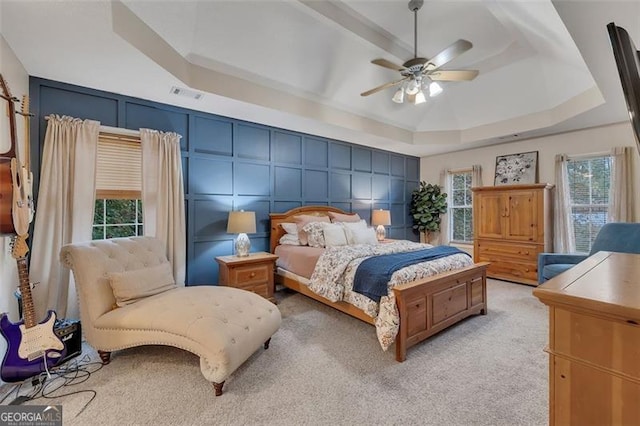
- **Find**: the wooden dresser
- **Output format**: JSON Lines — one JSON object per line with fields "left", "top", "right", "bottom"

{"left": 472, "top": 183, "right": 553, "bottom": 285}
{"left": 533, "top": 251, "right": 640, "bottom": 426}
{"left": 216, "top": 252, "right": 278, "bottom": 303}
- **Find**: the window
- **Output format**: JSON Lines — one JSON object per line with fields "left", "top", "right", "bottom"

{"left": 567, "top": 155, "right": 612, "bottom": 252}
{"left": 92, "top": 131, "right": 143, "bottom": 240}
{"left": 449, "top": 170, "right": 473, "bottom": 243}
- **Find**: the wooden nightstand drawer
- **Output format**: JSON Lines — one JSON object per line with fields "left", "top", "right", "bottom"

{"left": 232, "top": 264, "right": 269, "bottom": 285}
{"left": 215, "top": 252, "right": 279, "bottom": 303}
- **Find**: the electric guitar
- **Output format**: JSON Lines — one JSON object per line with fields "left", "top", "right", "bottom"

{"left": 0, "top": 235, "right": 66, "bottom": 382}
{"left": 15, "top": 95, "right": 35, "bottom": 224}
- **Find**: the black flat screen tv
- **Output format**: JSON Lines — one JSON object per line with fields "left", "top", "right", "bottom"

{"left": 607, "top": 22, "right": 640, "bottom": 154}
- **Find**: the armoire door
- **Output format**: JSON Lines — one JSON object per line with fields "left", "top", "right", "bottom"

{"left": 475, "top": 192, "right": 505, "bottom": 239}
{"left": 505, "top": 190, "right": 538, "bottom": 241}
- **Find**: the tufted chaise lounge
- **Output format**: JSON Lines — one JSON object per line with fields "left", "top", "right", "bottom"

{"left": 60, "top": 236, "right": 281, "bottom": 396}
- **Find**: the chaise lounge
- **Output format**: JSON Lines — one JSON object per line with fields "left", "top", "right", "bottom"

{"left": 60, "top": 236, "right": 282, "bottom": 396}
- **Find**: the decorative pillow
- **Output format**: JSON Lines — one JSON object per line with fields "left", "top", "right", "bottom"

{"left": 302, "top": 222, "right": 327, "bottom": 248}
{"left": 293, "top": 214, "right": 330, "bottom": 245}
{"left": 279, "top": 234, "right": 301, "bottom": 246}
{"left": 349, "top": 227, "right": 378, "bottom": 245}
{"left": 322, "top": 223, "right": 348, "bottom": 247}
{"left": 328, "top": 211, "right": 361, "bottom": 223}
{"left": 109, "top": 262, "right": 176, "bottom": 307}
{"left": 340, "top": 220, "right": 368, "bottom": 244}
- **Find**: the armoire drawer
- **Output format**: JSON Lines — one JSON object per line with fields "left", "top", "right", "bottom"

{"left": 476, "top": 240, "right": 541, "bottom": 262}
{"left": 485, "top": 259, "right": 538, "bottom": 282}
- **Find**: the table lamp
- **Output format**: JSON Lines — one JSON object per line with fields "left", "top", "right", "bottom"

{"left": 371, "top": 209, "right": 391, "bottom": 241}
{"left": 227, "top": 210, "right": 256, "bottom": 257}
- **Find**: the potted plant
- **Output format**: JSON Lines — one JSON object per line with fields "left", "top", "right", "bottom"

{"left": 410, "top": 181, "right": 448, "bottom": 243}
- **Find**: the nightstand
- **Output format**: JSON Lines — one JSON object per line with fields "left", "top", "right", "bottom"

{"left": 215, "top": 252, "right": 279, "bottom": 303}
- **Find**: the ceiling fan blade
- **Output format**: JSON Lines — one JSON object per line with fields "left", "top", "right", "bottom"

{"left": 423, "top": 39, "right": 473, "bottom": 72}
{"left": 360, "top": 77, "right": 408, "bottom": 97}
{"left": 371, "top": 58, "right": 406, "bottom": 72}
{"left": 428, "top": 70, "right": 479, "bottom": 81}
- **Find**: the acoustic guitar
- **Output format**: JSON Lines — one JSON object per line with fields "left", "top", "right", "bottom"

{"left": 0, "top": 73, "right": 19, "bottom": 235}
{"left": 0, "top": 234, "right": 66, "bottom": 382}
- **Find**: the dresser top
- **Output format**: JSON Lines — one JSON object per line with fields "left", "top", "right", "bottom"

{"left": 533, "top": 251, "right": 640, "bottom": 320}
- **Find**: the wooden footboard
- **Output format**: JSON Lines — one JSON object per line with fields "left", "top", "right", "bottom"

{"left": 393, "top": 262, "right": 488, "bottom": 362}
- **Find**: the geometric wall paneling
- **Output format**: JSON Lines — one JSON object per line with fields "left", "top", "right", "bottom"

{"left": 193, "top": 198, "right": 233, "bottom": 238}
{"left": 239, "top": 199, "right": 271, "bottom": 234}
{"left": 39, "top": 85, "right": 118, "bottom": 126}
{"left": 406, "top": 157, "right": 420, "bottom": 181}
{"left": 274, "top": 201, "right": 301, "bottom": 213}
{"left": 125, "top": 102, "right": 189, "bottom": 151}
{"left": 372, "top": 202, "right": 390, "bottom": 211}
{"left": 193, "top": 116, "right": 233, "bottom": 156}
{"left": 352, "top": 173, "right": 372, "bottom": 200}
{"left": 274, "top": 166, "right": 302, "bottom": 198}
{"left": 190, "top": 156, "right": 233, "bottom": 195}
{"left": 191, "top": 240, "right": 233, "bottom": 285}
{"left": 372, "top": 174, "right": 389, "bottom": 200}
{"left": 391, "top": 155, "right": 405, "bottom": 177}
{"left": 390, "top": 178, "right": 405, "bottom": 201}
{"left": 330, "top": 142, "right": 351, "bottom": 170}
{"left": 373, "top": 151, "right": 390, "bottom": 174}
{"left": 235, "top": 162, "right": 271, "bottom": 196}
{"left": 31, "top": 77, "right": 421, "bottom": 285}
{"left": 353, "top": 147, "right": 372, "bottom": 172}
{"left": 331, "top": 202, "right": 351, "bottom": 212}
{"left": 273, "top": 131, "right": 302, "bottom": 165}
{"left": 304, "top": 137, "right": 328, "bottom": 168}
{"left": 236, "top": 123, "right": 270, "bottom": 161}
{"left": 305, "top": 169, "right": 329, "bottom": 200}
{"left": 330, "top": 172, "right": 351, "bottom": 200}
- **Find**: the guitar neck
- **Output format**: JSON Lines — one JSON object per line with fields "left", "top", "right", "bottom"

{"left": 16, "top": 257, "right": 37, "bottom": 328}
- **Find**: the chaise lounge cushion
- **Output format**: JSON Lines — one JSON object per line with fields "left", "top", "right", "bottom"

{"left": 109, "top": 262, "right": 177, "bottom": 306}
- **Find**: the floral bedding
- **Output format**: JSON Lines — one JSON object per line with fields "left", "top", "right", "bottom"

{"left": 308, "top": 241, "right": 473, "bottom": 351}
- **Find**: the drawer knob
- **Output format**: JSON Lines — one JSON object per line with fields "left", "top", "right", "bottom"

{"left": 250, "top": 272, "right": 256, "bottom": 278}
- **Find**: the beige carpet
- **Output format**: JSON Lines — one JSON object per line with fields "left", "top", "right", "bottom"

{"left": 4, "top": 279, "right": 548, "bottom": 425}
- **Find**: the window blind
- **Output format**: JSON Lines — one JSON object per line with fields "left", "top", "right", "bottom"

{"left": 96, "top": 132, "right": 142, "bottom": 199}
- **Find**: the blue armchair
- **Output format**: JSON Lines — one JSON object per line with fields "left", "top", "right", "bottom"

{"left": 538, "top": 222, "right": 640, "bottom": 284}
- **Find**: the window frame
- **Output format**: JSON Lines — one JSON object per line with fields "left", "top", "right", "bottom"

{"left": 447, "top": 168, "right": 474, "bottom": 244}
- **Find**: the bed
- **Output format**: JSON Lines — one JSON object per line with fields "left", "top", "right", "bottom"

{"left": 270, "top": 206, "right": 488, "bottom": 362}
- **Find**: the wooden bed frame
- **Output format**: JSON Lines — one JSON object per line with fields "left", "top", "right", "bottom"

{"left": 269, "top": 206, "right": 488, "bottom": 362}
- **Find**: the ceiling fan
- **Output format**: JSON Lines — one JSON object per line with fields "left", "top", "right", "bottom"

{"left": 361, "top": 0, "right": 479, "bottom": 104}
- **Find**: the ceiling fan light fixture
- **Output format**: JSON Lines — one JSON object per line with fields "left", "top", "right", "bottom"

{"left": 405, "top": 79, "right": 420, "bottom": 95}
{"left": 414, "top": 90, "right": 427, "bottom": 104}
{"left": 429, "top": 81, "right": 443, "bottom": 97}
{"left": 392, "top": 87, "right": 405, "bottom": 103}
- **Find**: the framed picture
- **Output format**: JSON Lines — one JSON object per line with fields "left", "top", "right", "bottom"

{"left": 494, "top": 151, "right": 538, "bottom": 185}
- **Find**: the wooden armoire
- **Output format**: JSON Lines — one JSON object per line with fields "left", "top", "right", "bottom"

{"left": 472, "top": 183, "right": 554, "bottom": 285}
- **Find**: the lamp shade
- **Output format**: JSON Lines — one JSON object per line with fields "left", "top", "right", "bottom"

{"left": 371, "top": 209, "right": 391, "bottom": 226}
{"left": 226, "top": 210, "right": 256, "bottom": 234}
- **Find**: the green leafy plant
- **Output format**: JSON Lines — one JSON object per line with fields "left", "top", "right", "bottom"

{"left": 410, "top": 181, "right": 448, "bottom": 240}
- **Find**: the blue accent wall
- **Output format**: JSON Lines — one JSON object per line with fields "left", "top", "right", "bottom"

{"left": 30, "top": 77, "right": 420, "bottom": 285}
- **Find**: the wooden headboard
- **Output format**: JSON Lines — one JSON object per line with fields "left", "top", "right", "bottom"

{"left": 269, "top": 206, "right": 357, "bottom": 253}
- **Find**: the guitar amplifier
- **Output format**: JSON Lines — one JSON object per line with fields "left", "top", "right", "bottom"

{"left": 54, "top": 319, "right": 82, "bottom": 365}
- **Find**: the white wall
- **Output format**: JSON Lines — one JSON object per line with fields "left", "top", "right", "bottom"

{"left": 421, "top": 121, "right": 640, "bottom": 220}
{"left": 1, "top": 32, "right": 29, "bottom": 360}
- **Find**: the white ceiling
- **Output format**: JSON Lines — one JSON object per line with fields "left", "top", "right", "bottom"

{"left": 1, "top": 0, "right": 639, "bottom": 157}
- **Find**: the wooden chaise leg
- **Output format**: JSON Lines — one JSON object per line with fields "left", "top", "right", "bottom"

{"left": 264, "top": 338, "right": 271, "bottom": 350}
{"left": 213, "top": 381, "right": 225, "bottom": 396}
{"left": 98, "top": 350, "right": 111, "bottom": 365}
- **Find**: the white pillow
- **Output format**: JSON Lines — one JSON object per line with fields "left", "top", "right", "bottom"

{"left": 279, "top": 234, "right": 301, "bottom": 245}
{"left": 350, "top": 227, "right": 378, "bottom": 245}
{"left": 340, "top": 220, "right": 368, "bottom": 244}
{"left": 281, "top": 222, "right": 298, "bottom": 236}
{"left": 322, "top": 223, "right": 348, "bottom": 247}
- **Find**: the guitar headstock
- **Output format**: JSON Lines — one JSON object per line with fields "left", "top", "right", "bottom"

{"left": 21, "top": 95, "right": 30, "bottom": 116}
{"left": 10, "top": 234, "right": 29, "bottom": 260}
{"left": 0, "top": 73, "right": 12, "bottom": 99}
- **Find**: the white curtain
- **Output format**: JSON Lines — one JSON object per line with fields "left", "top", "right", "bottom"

{"left": 30, "top": 115, "right": 99, "bottom": 319}
{"left": 609, "top": 146, "right": 634, "bottom": 222}
{"left": 140, "top": 129, "right": 186, "bottom": 285}
{"left": 553, "top": 154, "right": 575, "bottom": 253}
{"left": 471, "top": 164, "right": 483, "bottom": 187}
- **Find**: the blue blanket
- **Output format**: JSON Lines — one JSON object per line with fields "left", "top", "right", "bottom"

{"left": 352, "top": 246, "right": 471, "bottom": 303}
